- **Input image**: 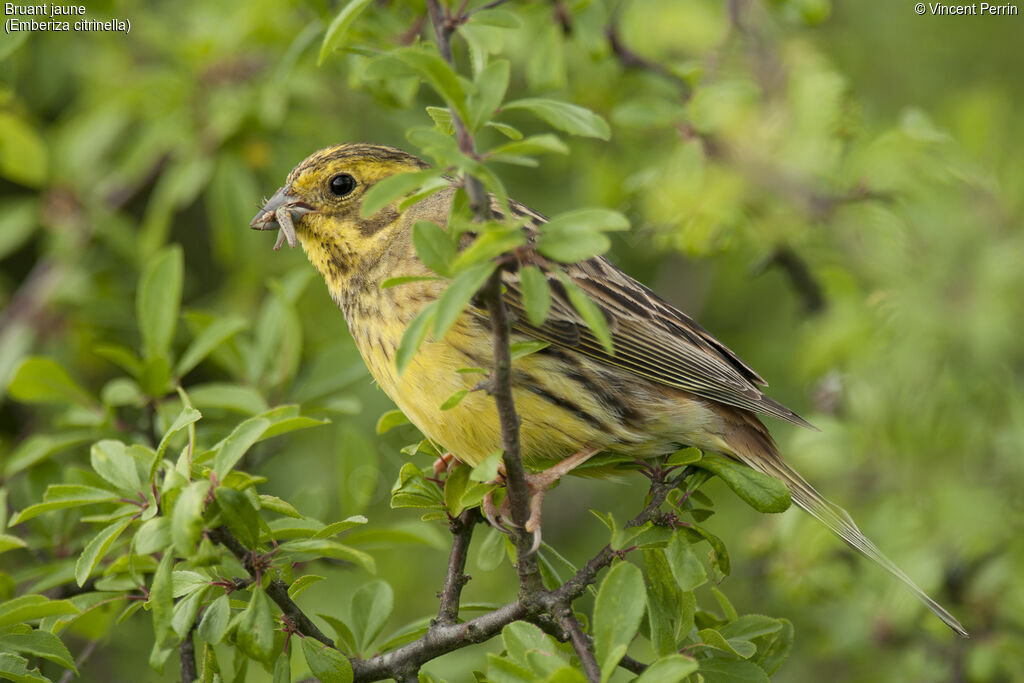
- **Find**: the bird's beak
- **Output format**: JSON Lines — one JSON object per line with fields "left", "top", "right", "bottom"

{"left": 250, "top": 186, "right": 313, "bottom": 251}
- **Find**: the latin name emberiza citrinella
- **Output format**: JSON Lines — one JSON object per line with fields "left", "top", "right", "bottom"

{"left": 251, "top": 143, "right": 966, "bottom": 637}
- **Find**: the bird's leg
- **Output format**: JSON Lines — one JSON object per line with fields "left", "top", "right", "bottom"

{"left": 431, "top": 451, "right": 457, "bottom": 479}
{"left": 483, "top": 446, "right": 600, "bottom": 554}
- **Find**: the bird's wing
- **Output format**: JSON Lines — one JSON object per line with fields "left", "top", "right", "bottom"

{"left": 492, "top": 200, "right": 814, "bottom": 429}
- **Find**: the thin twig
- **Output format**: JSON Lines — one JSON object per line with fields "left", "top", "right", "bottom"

{"left": 207, "top": 526, "right": 335, "bottom": 648}
{"left": 424, "top": 0, "right": 543, "bottom": 596}
{"left": 763, "top": 246, "right": 826, "bottom": 315}
{"left": 179, "top": 623, "right": 198, "bottom": 683}
{"left": 437, "top": 508, "right": 481, "bottom": 625}
{"left": 561, "top": 611, "right": 600, "bottom": 682}
{"left": 58, "top": 640, "right": 99, "bottom": 683}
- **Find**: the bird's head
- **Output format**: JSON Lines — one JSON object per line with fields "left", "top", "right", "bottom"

{"left": 250, "top": 142, "right": 429, "bottom": 256}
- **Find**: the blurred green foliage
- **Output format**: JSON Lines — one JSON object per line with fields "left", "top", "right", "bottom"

{"left": 1, "top": 0, "right": 1021, "bottom": 681}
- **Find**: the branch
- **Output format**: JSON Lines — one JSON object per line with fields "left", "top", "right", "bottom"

{"left": 207, "top": 526, "right": 335, "bottom": 648}
{"left": 179, "top": 623, "right": 197, "bottom": 683}
{"left": 561, "top": 611, "right": 600, "bottom": 682}
{"left": 553, "top": 470, "right": 682, "bottom": 604}
{"left": 353, "top": 601, "right": 526, "bottom": 682}
{"left": 424, "top": 0, "right": 544, "bottom": 596}
{"left": 762, "top": 246, "right": 826, "bottom": 315}
{"left": 436, "top": 508, "right": 481, "bottom": 625}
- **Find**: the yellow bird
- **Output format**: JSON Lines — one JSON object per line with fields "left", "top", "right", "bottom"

{"left": 251, "top": 143, "right": 967, "bottom": 638}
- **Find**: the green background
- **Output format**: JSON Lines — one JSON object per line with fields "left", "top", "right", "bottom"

{"left": 1, "top": 0, "right": 1021, "bottom": 680}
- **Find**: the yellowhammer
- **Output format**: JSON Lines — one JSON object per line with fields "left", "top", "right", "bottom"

{"left": 251, "top": 143, "right": 967, "bottom": 637}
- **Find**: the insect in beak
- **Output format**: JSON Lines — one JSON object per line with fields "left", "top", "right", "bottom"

{"left": 250, "top": 187, "right": 313, "bottom": 250}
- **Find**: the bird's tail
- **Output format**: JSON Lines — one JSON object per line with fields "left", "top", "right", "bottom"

{"left": 719, "top": 415, "right": 969, "bottom": 638}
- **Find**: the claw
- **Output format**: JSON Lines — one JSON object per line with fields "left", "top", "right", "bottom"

{"left": 432, "top": 451, "right": 457, "bottom": 479}
{"left": 480, "top": 447, "right": 600, "bottom": 556}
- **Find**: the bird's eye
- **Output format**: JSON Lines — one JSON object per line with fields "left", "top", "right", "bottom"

{"left": 329, "top": 173, "right": 357, "bottom": 197}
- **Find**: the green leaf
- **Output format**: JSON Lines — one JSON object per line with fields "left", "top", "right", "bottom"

{"left": 4, "top": 431, "right": 95, "bottom": 479}
{"left": 440, "top": 389, "right": 469, "bottom": 410}
{"left": 213, "top": 417, "right": 271, "bottom": 479}
{"left": 691, "top": 452, "right": 791, "bottom": 513}
{"left": 389, "top": 463, "right": 445, "bottom": 510}
{"left": 509, "top": 340, "right": 550, "bottom": 362}
{"left": 412, "top": 220, "right": 456, "bottom": 277}
{"left": 318, "top": 0, "right": 374, "bottom": 65}
{"left": 469, "top": 59, "right": 510, "bottom": 132}
{"left": 393, "top": 47, "right": 471, "bottom": 125}
{"left": 375, "top": 409, "right": 410, "bottom": 435}
{"left": 0, "top": 631, "right": 76, "bottom": 672}
{"left": 301, "top": 639, "right": 353, "bottom": 683}
{"left": 0, "top": 534, "right": 27, "bottom": 556}
{"left": 0, "top": 653, "right": 50, "bottom": 683}
{"left": 537, "top": 209, "right": 629, "bottom": 263}
{"left": 380, "top": 275, "right": 444, "bottom": 290}
{"left": 155, "top": 406, "right": 201, "bottom": 474}
{"left": 273, "top": 651, "right": 290, "bottom": 683}
{"left": 214, "top": 487, "right": 261, "bottom": 549}
{"left": 433, "top": 262, "right": 496, "bottom": 339}
{"left": 636, "top": 654, "right": 699, "bottom": 683}
{"left": 259, "top": 495, "right": 303, "bottom": 519}
{"left": 751, "top": 618, "right": 793, "bottom": 675}
{"left": 171, "top": 480, "right": 211, "bottom": 557}
{"left": 149, "top": 552, "right": 175, "bottom": 647}
{"left": 518, "top": 266, "right": 551, "bottom": 327}
{"left": 197, "top": 594, "right": 231, "bottom": 645}
{"left": 360, "top": 169, "right": 442, "bottom": 219}
{"left": 172, "top": 585, "right": 209, "bottom": 638}
{"left": 679, "top": 524, "right": 731, "bottom": 576}
{"left": 664, "top": 534, "right": 707, "bottom": 591}
{"left": 137, "top": 245, "right": 184, "bottom": 361}
{"left": 711, "top": 586, "right": 739, "bottom": 622}
{"left": 287, "top": 575, "right": 325, "bottom": 599}
{"left": 138, "top": 355, "right": 172, "bottom": 398}
{"left": 450, "top": 225, "right": 524, "bottom": 270}
{"left": 10, "top": 485, "right": 121, "bottom": 526}
{"left": 592, "top": 562, "right": 646, "bottom": 681}
{"left": 350, "top": 580, "right": 393, "bottom": 651}
{"left": 696, "top": 654, "right": 769, "bottom": 683}
{"left": 502, "top": 621, "right": 557, "bottom": 667}
{"left": 486, "top": 653, "right": 534, "bottom": 683}
{"left": 470, "top": 450, "right": 503, "bottom": 483}
{"left": 642, "top": 549, "right": 683, "bottom": 655}
{"left": 720, "top": 615, "right": 784, "bottom": 641}
{"left": 490, "top": 134, "right": 569, "bottom": 159}
{"left": 176, "top": 316, "right": 247, "bottom": 377}
{"left": 556, "top": 272, "right": 613, "bottom": 354}
{"left": 236, "top": 588, "right": 276, "bottom": 664}
{"left": 75, "top": 517, "right": 133, "bottom": 586}
{"left": 0, "top": 596, "right": 79, "bottom": 629}
{"left": 90, "top": 440, "right": 143, "bottom": 493}
{"left": 487, "top": 121, "right": 523, "bottom": 140}
{"left": 467, "top": 8, "right": 522, "bottom": 28}
{"left": 395, "top": 302, "right": 437, "bottom": 376}
{"left": 0, "top": 112, "right": 48, "bottom": 187}
{"left": 188, "top": 383, "right": 268, "bottom": 415}
{"left": 7, "top": 357, "right": 95, "bottom": 408}
{"left": 278, "top": 539, "right": 376, "bottom": 574}
{"left": 133, "top": 517, "right": 171, "bottom": 555}
{"left": 503, "top": 98, "right": 611, "bottom": 139}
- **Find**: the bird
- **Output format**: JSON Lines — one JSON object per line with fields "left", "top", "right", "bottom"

{"left": 250, "top": 142, "right": 968, "bottom": 638}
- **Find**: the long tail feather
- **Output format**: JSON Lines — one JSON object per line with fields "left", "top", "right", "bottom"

{"left": 723, "top": 426, "right": 969, "bottom": 637}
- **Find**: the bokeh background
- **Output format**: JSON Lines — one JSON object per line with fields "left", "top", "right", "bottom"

{"left": 1, "top": 0, "right": 1022, "bottom": 680}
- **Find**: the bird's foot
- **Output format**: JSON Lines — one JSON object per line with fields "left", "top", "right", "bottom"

{"left": 431, "top": 451, "right": 457, "bottom": 479}
{"left": 481, "top": 447, "right": 600, "bottom": 555}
